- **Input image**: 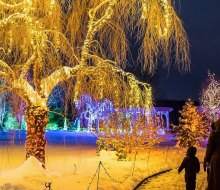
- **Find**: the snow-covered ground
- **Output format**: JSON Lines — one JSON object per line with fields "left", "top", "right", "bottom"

{"left": 0, "top": 143, "right": 207, "bottom": 190}
{"left": 140, "top": 169, "right": 207, "bottom": 190}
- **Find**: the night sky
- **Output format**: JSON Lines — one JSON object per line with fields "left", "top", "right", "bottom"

{"left": 140, "top": 0, "right": 220, "bottom": 101}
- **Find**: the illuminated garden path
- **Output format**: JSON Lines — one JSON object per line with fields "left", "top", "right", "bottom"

{"left": 137, "top": 169, "right": 207, "bottom": 190}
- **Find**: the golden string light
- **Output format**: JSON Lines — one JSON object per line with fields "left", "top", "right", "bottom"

{"left": 141, "top": 0, "right": 170, "bottom": 37}
{"left": 139, "top": 0, "right": 189, "bottom": 73}
{"left": 80, "top": 0, "right": 117, "bottom": 65}
{"left": 141, "top": 1, "right": 148, "bottom": 19}
{"left": 176, "top": 99, "right": 208, "bottom": 148}
{"left": 160, "top": 0, "right": 170, "bottom": 37}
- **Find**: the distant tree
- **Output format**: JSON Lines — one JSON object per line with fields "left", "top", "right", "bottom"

{"left": 175, "top": 99, "right": 208, "bottom": 148}
{"left": 201, "top": 72, "right": 220, "bottom": 122}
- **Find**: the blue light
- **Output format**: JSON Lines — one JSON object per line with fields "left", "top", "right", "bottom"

{"left": 75, "top": 94, "right": 165, "bottom": 133}
{"left": 75, "top": 94, "right": 114, "bottom": 131}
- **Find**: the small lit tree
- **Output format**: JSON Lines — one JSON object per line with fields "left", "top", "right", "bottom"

{"left": 0, "top": 0, "right": 189, "bottom": 167}
{"left": 97, "top": 112, "right": 163, "bottom": 160}
{"left": 175, "top": 99, "right": 208, "bottom": 148}
{"left": 201, "top": 72, "right": 220, "bottom": 122}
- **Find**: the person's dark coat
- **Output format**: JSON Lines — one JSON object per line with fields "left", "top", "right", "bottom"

{"left": 178, "top": 147, "right": 200, "bottom": 190}
{"left": 204, "top": 119, "right": 220, "bottom": 190}
{"left": 203, "top": 122, "right": 216, "bottom": 181}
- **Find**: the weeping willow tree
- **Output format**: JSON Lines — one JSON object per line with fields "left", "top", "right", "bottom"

{"left": 0, "top": 0, "right": 189, "bottom": 167}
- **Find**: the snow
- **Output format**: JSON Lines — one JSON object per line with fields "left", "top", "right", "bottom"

{"left": 141, "top": 169, "right": 207, "bottom": 190}
{"left": 0, "top": 144, "right": 207, "bottom": 190}
{"left": 2, "top": 156, "right": 46, "bottom": 177}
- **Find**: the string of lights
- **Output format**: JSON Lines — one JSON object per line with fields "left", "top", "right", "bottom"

{"left": 201, "top": 72, "right": 220, "bottom": 122}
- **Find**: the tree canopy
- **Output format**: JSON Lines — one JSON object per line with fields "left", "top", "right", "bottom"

{"left": 0, "top": 0, "right": 190, "bottom": 110}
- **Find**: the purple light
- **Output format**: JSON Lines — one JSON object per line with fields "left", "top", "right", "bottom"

{"left": 75, "top": 94, "right": 166, "bottom": 132}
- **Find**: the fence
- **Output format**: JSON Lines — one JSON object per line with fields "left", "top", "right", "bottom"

{"left": 87, "top": 152, "right": 137, "bottom": 190}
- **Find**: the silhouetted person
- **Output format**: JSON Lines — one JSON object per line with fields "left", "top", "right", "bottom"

{"left": 204, "top": 122, "right": 215, "bottom": 181}
{"left": 204, "top": 119, "right": 220, "bottom": 190}
{"left": 210, "top": 122, "right": 216, "bottom": 131}
{"left": 178, "top": 146, "right": 200, "bottom": 190}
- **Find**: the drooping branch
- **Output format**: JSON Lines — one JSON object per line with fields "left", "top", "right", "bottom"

{"left": 139, "top": 0, "right": 190, "bottom": 73}
{"left": 43, "top": 29, "right": 80, "bottom": 64}
{"left": 64, "top": 60, "right": 153, "bottom": 109}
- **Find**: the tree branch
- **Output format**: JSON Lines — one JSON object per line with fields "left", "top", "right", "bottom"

{"left": 81, "top": 0, "right": 117, "bottom": 65}
{"left": 0, "top": 13, "right": 28, "bottom": 27}
{"left": 0, "top": 60, "right": 15, "bottom": 79}
{"left": 20, "top": 52, "right": 37, "bottom": 79}
{"left": 40, "top": 65, "right": 81, "bottom": 99}
{"left": 12, "top": 78, "right": 47, "bottom": 107}
{"left": 0, "top": 0, "right": 25, "bottom": 9}
{"left": 44, "top": 29, "right": 80, "bottom": 64}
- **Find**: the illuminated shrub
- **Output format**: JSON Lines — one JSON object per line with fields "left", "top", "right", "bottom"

{"left": 97, "top": 112, "right": 163, "bottom": 160}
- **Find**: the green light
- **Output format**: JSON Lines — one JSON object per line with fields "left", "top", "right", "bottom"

{"left": 3, "top": 112, "right": 19, "bottom": 130}
{"left": 46, "top": 122, "right": 59, "bottom": 130}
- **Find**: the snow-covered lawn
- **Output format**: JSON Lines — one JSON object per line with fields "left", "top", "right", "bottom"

{"left": 0, "top": 145, "right": 206, "bottom": 190}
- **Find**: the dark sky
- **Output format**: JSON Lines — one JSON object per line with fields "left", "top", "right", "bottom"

{"left": 146, "top": 0, "right": 220, "bottom": 101}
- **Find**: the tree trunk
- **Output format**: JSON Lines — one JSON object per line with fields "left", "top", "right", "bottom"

{"left": 25, "top": 106, "right": 48, "bottom": 168}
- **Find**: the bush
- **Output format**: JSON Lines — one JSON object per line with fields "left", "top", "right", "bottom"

{"left": 97, "top": 112, "right": 163, "bottom": 160}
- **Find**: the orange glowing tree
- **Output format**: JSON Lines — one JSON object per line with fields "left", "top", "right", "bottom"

{"left": 175, "top": 99, "right": 208, "bottom": 148}
{"left": 0, "top": 0, "right": 189, "bottom": 167}
{"left": 97, "top": 113, "right": 163, "bottom": 160}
